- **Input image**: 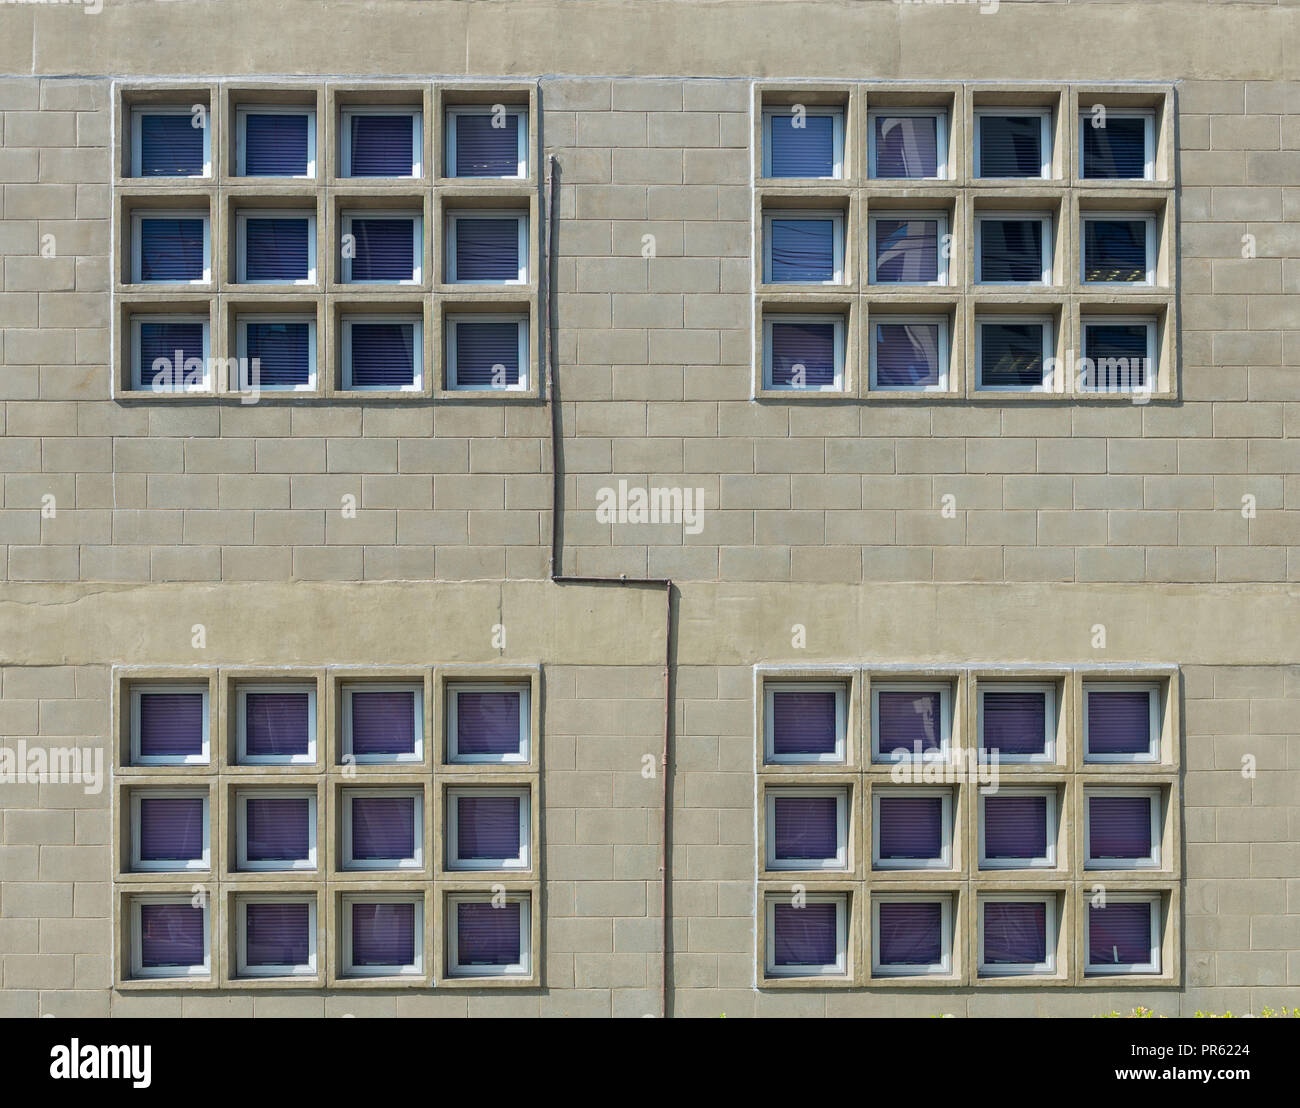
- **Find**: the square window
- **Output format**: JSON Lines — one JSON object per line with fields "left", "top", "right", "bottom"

{"left": 1086, "top": 896, "right": 1160, "bottom": 975}
{"left": 342, "top": 316, "right": 423, "bottom": 391}
{"left": 236, "top": 791, "right": 317, "bottom": 871}
{"left": 765, "top": 788, "right": 849, "bottom": 871}
{"left": 235, "top": 683, "right": 316, "bottom": 764}
{"left": 340, "top": 683, "right": 423, "bottom": 763}
{"left": 872, "top": 896, "right": 952, "bottom": 977}
{"left": 129, "top": 684, "right": 209, "bottom": 765}
{"left": 236, "top": 211, "right": 317, "bottom": 284}
{"left": 1083, "top": 214, "right": 1155, "bottom": 285}
{"left": 979, "top": 896, "right": 1056, "bottom": 976}
{"left": 237, "top": 316, "right": 317, "bottom": 391}
{"left": 236, "top": 896, "right": 317, "bottom": 977}
{"left": 976, "top": 213, "right": 1052, "bottom": 284}
{"left": 131, "top": 107, "right": 209, "bottom": 178}
{"left": 342, "top": 895, "right": 423, "bottom": 977}
{"left": 975, "top": 109, "right": 1052, "bottom": 178}
{"left": 1080, "top": 317, "right": 1156, "bottom": 394}
{"left": 762, "top": 107, "right": 844, "bottom": 179}
{"left": 446, "top": 211, "right": 528, "bottom": 283}
{"left": 341, "top": 211, "right": 422, "bottom": 284}
{"left": 976, "top": 317, "right": 1054, "bottom": 391}
{"left": 870, "top": 316, "right": 948, "bottom": 392}
{"left": 979, "top": 788, "right": 1056, "bottom": 869}
{"left": 870, "top": 213, "right": 947, "bottom": 285}
{"left": 978, "top": 682, "right": 1055, "bottom": 762}
{"left": 872, "top": 789, "right": 952, "bottom": 869}
{"left": 763, "top": 315, "right": 845, "bottom": 392}
{"left": 446, "top": 788, "right": 530, "bottom": 870}
{"left": 869, "top": 110, "right": 946, "bottom": 179}
{"left": 1085, "top": 788, "right": 1161, "bottom": 869}
{"left": 871, "top": 681, "right": 951, "bottom": 762}
{"left": 763, "top": 682, "right": 847, "bottom": 764}
{"left": 131, "top": 316, "right": 211, "bottom": 393}
{"left": 132, "top": 212, "right": 210, "bottom": 284}
{"left": 446, "top": 684, "right": 529, "bottom": 764}
{"left": 236, "top": 107, "right": 315, "bottom": 177}
{"left": 446, "top": 315, "right": 529, "bottom": 391}
{"left": 130, "top": 897, "right": 210, "bottom": 979}
{"left": 1081, "top": 111, "right": 1154, "bottom": 180}
{"left": 765, "top": 894, "right": 847, "bottom": 978}
{"left": 446, "top": 106, "right": 527, "bottom": 178}
{"left": 447, "top": 896, "right": 531, "bottom": 977}
{"left": 342, "top": 789, "right": 423, "bottom": 870}
{"left": 763, "top": 211, "right": 844, "bottom": 284}
{"left": 342, "top": 109, "right": 422, "bottom": 177}
{"left": 130, "top": 790, "right": 209, "bottom": 872}
{"left": 1084, "top": 682, "right": 1160, "bottom": 762}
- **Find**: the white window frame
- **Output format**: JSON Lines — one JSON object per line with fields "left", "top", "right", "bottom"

{"left": 235, "top": 894, "right": 318, "bottom": 978}
{"left": 978, "top": 894, "right": 1057, "bottom": 977}
{"left": 129, "top": 683, "right": 210, "bottom": 766}
{"left": 764, "top": 787, "right": 850, "bottom": 871}
{"left": 871, "top": 787, "right": 954, "bottom": 870}
{"left": 341, "top": 106, "right": 423, "bottom": 178}
{"left": 1079, "top": 315, "right": 1158, "bottom": 395}
{"left": 130, "top": 895, "right": 211, "bottom": 980}
{"left": 446, "top": 314, "right": 530, "bottom": 391}
{"left": 975, "top": 211, "right": 1053, "bottom": 285}
{"left": 445, "top": 105, "right": 527, "bottom": 179}
{"left": 868, "top": 211, "right": 949, "bottom": 286}
{"left": 235, "top": 209, "right": 317, "bottom": 284}
{"left": 236, "top": 313, "right": 318, "bottom": 393}
{"left": 235, "top": 683, "right": 317, "bottom": 765}
{"left": 977, "top": 681, "right": 1057, "bottom": 764}
{"left": 762, "top": 209, "right": 845, "bottom": 285}
{"left": 130, "top": 209, "right": 211, "bottom": 285}
{"left": 762, "top": 313, "right": 846, "bottom": 393}
{"left": 763, "top": 680, "right": 848, "bottom": 765}
{"left": 872, "top": 894, "right": 953, "bottom": 978}
{"left": 342, "top": 314, "right": 424, "bottom": 392}
{"left": 341, "top": 893, "right": 424, "bottom": 978}
{"left": 130, "top": 314, "right": 212, "bottom": 393}
{"left": 1081, "top": 211, "right": 1157, "bottom": 286}
{"left": 868, "top": 108, "right": 948, "bottom": 180}
{"left": 870, "top": 680, "right": 952, "bottom": 763}
{"left": 764, "top": 893, "right": 848, "bottom": 978}
{"left": 446, "top": 683, "right": 530, "bottom": 764}
{"left": 760, "top": 106, "right": 845, "bottom": 180}
{"left": 974, "top": 107, "right": 1053, "bottom": 180}
{"left": 235, "top": 789, "right": 318, "bottom": 872}
{"left": 1079, "top": 109, "right": 1156, "bottom": 181}
{"left": 446, "top": 894, "right": 531, "bottom": 978}
{"left": 869, "top": 314, "right": 950, "bottom": 393}
{"left": 1085, "top": 893, "right": 1161, "bottom": 975}
{"left": 1084, "top": 786, "right": 1163, "bottom": 870}
{"left": 235, "top": 105, "right": 316, "bottom": 178}
{"left": 446, "top": 787, "right": 531, "bottom": 871}
{"left": 130, "top": 106, "right": 211, "bottom": 178}
{"left": 978, "top": 786, "right": 1057, "bottom": 869}
{"left": 445, "top": 209, "right": 529, "bottom": 284}
{"left": 1083, "top": 681, "right": 1162, "bottom": 763}
{"left": 341, "top": 787, "right": 424, "bottom": 871}
{"left": 130, "top": 789, "right": 210, "bottom": 873}
{"left": 975, "top": 314, "right": 1055, "bottom": 393}
{"left": 340, "top": 210, "right": 423, "bottom": 285}
{"left": 340, "top": 682, "right": 424, "bottom": 764}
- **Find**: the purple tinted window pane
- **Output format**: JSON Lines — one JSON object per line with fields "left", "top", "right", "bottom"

{"left": 245, "top": 797, "right": 311, "bottom": 863}
{"left": 1088, "top": 690, "right": 1153, "bottom": 755}
{"left": 455, "top": 691, "right": 522, "bottom": 757}
{"left": 874, "top": 322, "right": 940, "bottom": 388}
{"left": 772, "top": 796, "right": 839, "bottom": 861}
{"left": 351, "top": 901, "right": 416, "bottom": 967}
{"left": 350, "top": 114, "right": 416, "bottom": 177}
{"left": 877, "top": 795, "right": 943, "bottom": 860}
{"left": 245, "top": 902, "right": 310, "bottom": 967}
{"left": 243, "top": 113, "right": 309, "bottom": 176}
{"left": 874, "top": 116, "right": 939, "bottom": 178}
{"left": 243, "top": 217, "right": 310, "bottom": 281}
{"left": 454, "top": 113, "right": 520, "bottom": 177}
{"left": 770, "top": 690, "right": 838, "bottom": 756}
{"left": 874, "top": 218, "right": 940, "bottom": 283}
{"left": 138, "top": 692, "right": 205, "bottom": 758}
{"left": 877, "top": 690, "right": 943, "bottom": 754}
{"left": 350, "top": 795, "right": 417, "bottom": 861}
{"left": 457, "top": 796, "right": 522, "bottom": 860}
{"left": 1089, "top": 902, "right": 1153, "bottom": 966}
{"left": 983, "top": 795, "right": 1048, "bottom": 860}
{"left": 139, "top": 321, "right": 204, "bottom": 382}
{"left": 770, "top": 218, "right": 835, "bottom": 283}
{"left": 139, "top": 218, "right": 205, "bottom": 282}
{"left": 768, "top": 113, "right": 835, "bottom": 178}
{"left": 349, "top": 690, "right": 417, "bottom": 756}
{"left": 244, "top": 692, "right": 310, "bottom": 758}
{"left": 982, "top": 691, "right": 1047, "bottom": 756}
{"left": 1089, "top": 795, "right": 1154, "bottom": 859}
{"left": 983, "top": 902, "right": 1047, "bottom": 965}
{"left": 772, "top": 902, "right": 837, "bottom": 967}
{"left": 349, "top": 217, "right": 416, "bottom": 282}
{"left": 138, "top": 797, "right": 204, "bottom": 862}
{"left": 769, "top": 320, "right": 837, "bottom": 388}
{"left": 139, "top": 903, "right": 205, "bottom": 968}
{"left": 139, "top": 114, "right": 204, "bottom": 177}
{"left": 457, "top": 901, "right": 522, "bottom": 966}
{"left": 878, "top": 902, "right": 943, "bottom": 965}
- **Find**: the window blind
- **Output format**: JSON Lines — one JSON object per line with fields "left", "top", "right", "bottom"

{"left": 978, "top": 115, "right": 1043, "bottom": 177}
{"left": 457, "top": 795, "right": 522, "bottom": 860}
{"left": 138, "top": 796, "right": 204, "bottom": 862}
{"left": 983, "top": 794, "right": 1048, "bottom": 860}
{"left": 1089, "top": 795, "right": 1153, "bottom": 859}
{"left": 243, "top": 113, "right": 309, "bottom": 176}
{"left": 351, "top": 901, "right": 415, "bottom": 966}
{"left": 245, "top": 902, "right": 310, "bottom": 967}
{"left": 772, "top": 902, "right": 837, "bottom": 967}
{"left": 457, "top": 901, "right": 521, "bottom": 966}
{"left": 138, "top": 218, "right": 205, "bottom": 282}
{"left": 770, "top": 690, "right": 837, "bottom": 756}
{"left": 455, "top": 690, "right": 523, "bottom": 757}
{"left": 876, "top": 690, "right": 942, "bottom": 753}
{"left": 1087, "top": 690, "right": 1152, "bottom": 755}
{"left": 453, "top": 320, "right": 522, "bottom": 388}
{"left": 874, "top": 115, "right": 939, "bottom": 178}
{"left": 138, "top": 691, "right": 205, "bottom": 759}
{"left": 979, "top": 219, "right": 1044, "bottom": 282}
{"left": 139, "top": 903, "right": 205, "bottom": 968}
{"left": 349, "top": 217, "right": 416, "bottom": 282}
{"left": 1089, "top": 902, "right": 1152, "bottom": 966}
{"left": 878, "top": 902, "right": 942, "bottom": 965}
{"left": 768, "top": 113, "right": 835, "bottom": 178}
{"left": 350, "top": 795, "right": 417, "bottom": 861}
{"left": 244, "top": 796, "right": 311, "bottom": 863}
{"left": 769, "top": 320, "right": 836, "bottom": 388}
{"left": 874, "top": 322, "right": 941, "bottom": 388}
{"left": 349, "top": 322, "right": 417, "bottom": 389}
{"left": 350, "top": 114, "right": 416, "bottom": 177}
{"left": 244, "top": 691, "right": 310, "bottom": 758}
{"left": 454, "top": 217, "right": 520, "bottom": 281}
{"left": 245, "top": 321, "right": 311, "bottom": 387}
{"left": 981, "top": 690, "right": 1047, "bottom": 756}
{"left": 1083, "top": 117, "right": 1146, "bottom": 179}
{"left": 454, "top": 112, "right": 520, "bottom": 177}
{"left": 138, "top": 114, "right": 204, "bottom": 177}
{"left": 772, "top": 795, "right": 839, "bottom": 861}
{"left": 1085, "top": 219, "right": 1147, "bottom": 282}
{"left": 874, "top": 218, "right": 939, "bottom": 283}
{"left": 979, "top": 322, "right": 1045, "bottom": 389}
{"left": 243, "top": 217, "right": 310, "bottom": 281}
{"left": 983, "top": 902, "right": 1047, "bottom": 965}
{"left": 877, "top": 795, "right": 943, "bottom": 860}
{"left": 769, "top": 218, "right": 835, "bottom": 283}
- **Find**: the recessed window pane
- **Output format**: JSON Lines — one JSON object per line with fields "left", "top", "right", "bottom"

{"left": 138, "top": 217, "right": 205, "bottom": 282}
{"left": 874, "top": 115, "right": 939, "bottom": 178}
{"left": 245, "top": 902, "right": 311, "bottom": 968}
{"left": 983, "top": 795, "right": 1047, "bottom": 862}
{"left": 453, "top": 217, "right": 521, "bottom": 281}
{"left": 350, "top": 795, "right": 417, "bottom": 862}
{"left": 768, "top": 113, "right": 836, "bottom": 178}
{"left": 874, "top": 322, "right": 942, "bottom": 389}
{"left": 1089, "top": 794, "right": 1153, "bottom": 860}
{"left": 138, "top": 796, "right": 205, "bottom": 865}
{"left": 243, "top": 113, "right": 310, "bottom": 176}
{"left": 769, "top": 217, "right": 835, "bottom": 283}
{"left": 457, "top": 795, "right": 522, "bottom": 861}
{"left": 350, "top": 114, "right": 417, "bottom": 177}
{"left": 451, "top": 319, "right": 524, "bottom": 389}
{"left": 137, "top": 691, "right": 205, "bottom": 759}
{"left": 1089, "top": 902, "right": 1153, "bottom": 968}
{"left": 1083, "top": 323, "right": 1151, "bottom": 391}
{"left": 979, "top": 322, "right": 1046, "bottom": 389}
{"left": 244, "top": 692, "right": 311, "bottom": 758}
{"left": 351, "top": 901, "right": 416, "bottom": 967}
{"left": 1084, "top": 116, "right": 1147, "bottom": 179}
{"left": 243, "top": 217, "right": 310, "bottom": 281}
{"left": 138, "top": 114, "right": 204, "bottom": 177}
{"left": 245, "top": 797, "right": 311, "bottom": 864}
{"left": 348, "top": 321, "right": 418, "bottom": 390}
{"left": 876, "top": 690, "right": 943, "bottom": 755}
{"left": 1087, "top": 688, "right": 1154, "bottom": 756}
{"left": 873, "top": 218, "right": 940, "bottom": 283}
{"left": 348, "top": 217, "right": 417, "bottom": 282}
{"left": 770, "top": 689, "right": 838, "bottom": 757}
{"left": 982, "top": 690, "right": 1047, "bottom": 757}
{"left": 245, "top": 321, "right": 312, "bottom": 387}
{"left": 454, "top": 689, "right": 523, "bottom": 758}
{"left": 456, "top": 901, "right": 522, "bottom": 967}
{"left": 978, "top": 114, "right": 1044, "bottom": 177}
{"left": 979, "top": 218, "right": 1044, "bottom": 282}
{"left": 138, "top": 322, "right": 205, "bottom": 388}
{"left": 453, "top": 112, "right": 521, "bottom": 177}
{"left": 877, "top": 795, "right": 943, "bottom": 862}
{"left": 769, "top": 319, "right": 838, "bottom": 389}
{"left": 1085, "top": 219, "right": 1148, "bottom": 282}
{"left": 139, "top": 902, "right": 206, "bottom": 970}
{"left": 772, "top": 795, "right": 839, "bottom": 863}
{"left": 983, "top": 902, "right": 1047, "bottom": 966}
{"left": 772, "top": 901, "right": 837, "bottom": 969}
{"left": 878, "top": 902, "right": 942, "bottom": 966}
